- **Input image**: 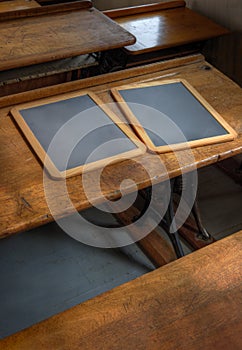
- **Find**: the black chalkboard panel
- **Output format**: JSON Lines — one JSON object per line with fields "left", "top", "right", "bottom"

{"left": 11, "top": 92, "right": 145, "bottom": 179}
{"left": 111, "top": 79, "right": 237, "bottom": 152}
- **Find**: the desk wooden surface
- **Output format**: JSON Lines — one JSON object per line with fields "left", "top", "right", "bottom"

{"left": 0, "top": 0, "right": 40, "bottom": 13}
{"left": 0, "top": 54, "right": 242, "bottom": 239}
{"left": 0, "top": 2, "right": 135, "bottom": 71}
{"left": 2, "top": 230, "right": 241, "bottom": 349}
{"left": 104, "top": 1, "right": 229, "bottom": 55}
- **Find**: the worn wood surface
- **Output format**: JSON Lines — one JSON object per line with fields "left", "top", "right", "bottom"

{"left": 2, "top": 231, "right": 241, "bottom": 349}
{"left": 0, "top": 54, "right": 242, "bottom": 239}
{"left": 0, "top": 6, "right": 135, "bottom": 71}
{"left": 107, "top": 5, "right": 229, "bottom": 55}
{"left": 0, "top": 0, "right": 40, "bottom": 13}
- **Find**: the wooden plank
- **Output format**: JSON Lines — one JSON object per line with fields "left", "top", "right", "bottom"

{"left": 0, "top": 0, "right": 40, "bottom": 13}
{"left": 0, "top": 6, "right": 135, "bottom": 71}
{"left": 0, "top": 54, "right": 202, "bottom": 108}
{"left": 0, "top": 55, "right": 242, "bottom": 239}
{"left": 103, "top": 0, "right": 186, "bottom": 19}
{"left": 2, "top": 231, "right": 241, "bottom": 349}
{"left": 137, "top": 229, "right": 176, "bottom": 266}
{"left": 111, "top": 6, "right": 229, "bottom": 55}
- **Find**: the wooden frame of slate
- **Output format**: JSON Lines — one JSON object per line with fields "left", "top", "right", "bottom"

{"left": 11, "top": 91, "right": 146, "bottom": 179}
{"left": 111, "top": 79, "right": 237, "bottom": 153}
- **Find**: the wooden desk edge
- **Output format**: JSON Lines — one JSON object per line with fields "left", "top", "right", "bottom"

{"left": 103, "top": 0, "right": 186, "bottom": 19}
{"left": 0, "top": 54, "right": 204, "bottom": 108}
{"left": 120, "top": 7, "right": 230, "bottom": 55}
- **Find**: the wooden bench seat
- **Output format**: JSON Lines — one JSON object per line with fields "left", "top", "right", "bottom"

{"left": 0, "top": 54, "right": 98, "bottom": 97}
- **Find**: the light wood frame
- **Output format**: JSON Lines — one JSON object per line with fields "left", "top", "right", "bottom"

{"left": 11, "top": 90, "right": 146, "bottom": 179}
{"left": 111, "top": 79, "right": 237, "bottom": 153}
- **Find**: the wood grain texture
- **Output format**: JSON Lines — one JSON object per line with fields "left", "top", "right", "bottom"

{"left": 0, "top": 7, "right": 135, "bottom": 71}
{"left": 0, "top": 54, "right": 242, "bottom": 239}
{"left": 2, "top": 231, "right": 242, "bottom": 349}
{"left": 111, "top": 6, "right": 229, "bottom": 55}
{"left": 0, "top": 0, "right": 40, "bottom": 13}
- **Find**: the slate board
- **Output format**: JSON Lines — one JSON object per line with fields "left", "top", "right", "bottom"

{"left": 11, "top": 92, "right": 144, "bottom": 178}
{"left": 111, "top": 79, "right": 236, "bottom": 152}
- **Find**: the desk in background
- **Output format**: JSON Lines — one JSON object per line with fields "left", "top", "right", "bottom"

{"left": 0, "top": 1, "right": 135, "bottom": 96}
{"left": 0, "top": 1, "right": 135, "bottom": 71}
{"left": 0, "top": 1, "right": 229, "bottom": 96}
{"left": 103, "top": 1, "right": 229, "bottom": 67}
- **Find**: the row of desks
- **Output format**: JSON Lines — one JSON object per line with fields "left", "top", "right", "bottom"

{"left": 0, "top": 0, "right": 229, "bottom": 69}
{"left": 0, "top": 1, "right": 229, "bottom": 96}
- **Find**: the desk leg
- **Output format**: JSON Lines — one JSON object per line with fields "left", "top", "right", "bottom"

{"left": 161, "top": 179, "right": 185, "bottom": 258}
{"left": 139, "top": 175, "right": 214, "bottom": 257}
{"left": 191, "top": 199, "right": 211, "bottom": 240}
{"left": 172, "top": 174, "right": 213, "bottom": 243}
{"left": 138, "top": 183, "right": 185, "bottom": 258}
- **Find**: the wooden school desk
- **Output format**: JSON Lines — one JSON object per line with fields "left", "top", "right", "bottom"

{"left": 104, "top": 1, "right": 229, "bottom": 67}
{"left": 1, "top": 230, "right": 241, "bottom": 349}
{"left": 0, "top": 53, "right": 242, "bottom": 240}
{"left": 0, "top": 1, "right": 135, "bottom": 71}
{"left": 0, "top": 1, "right": 135, "bottom": 96}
